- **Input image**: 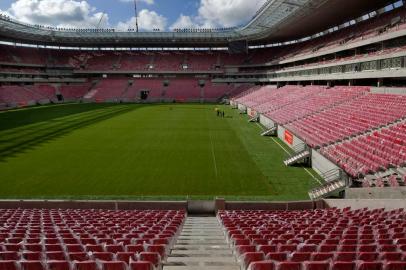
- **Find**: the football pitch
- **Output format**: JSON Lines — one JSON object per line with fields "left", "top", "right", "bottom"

{"left": 0, "top": 103, "right": 319, "bottom": 200}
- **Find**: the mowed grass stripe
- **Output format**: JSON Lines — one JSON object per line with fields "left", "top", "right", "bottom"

{"left": 0, "top": 103, "right": 315, "bottom": 200}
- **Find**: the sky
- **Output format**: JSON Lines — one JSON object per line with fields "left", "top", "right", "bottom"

{"left": 0, "top": 0, "right": 267, "bottom": 31}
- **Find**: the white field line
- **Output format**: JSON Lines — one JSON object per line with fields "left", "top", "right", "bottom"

{"left": 255, "top": 122, "right": 322, "bottom": 185}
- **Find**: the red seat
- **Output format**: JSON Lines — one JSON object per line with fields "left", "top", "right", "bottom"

{"left": 319, "top": 245, "right": 337, "bottom": 252}
{"left": 304, "top": 262, "right": 330, "bottom": 270}
{"left": 146, "top": 244, "right": 166, "bottom": 258}
{"left": 312, "top": 252, "right": 334, "bottom": 261}
{"left": 151, "top": 238, "right": 169, "bottom": 245}
{"left": 92, "top": 252, "right": 114, "bottom": 261}
{"left": 126, "top": 245, "right": 144, "bottom": 253}
{"left": 116, "top": 252, "right": 135, "bottom": 264}
{"left": 258, "top": 245, "right": 276, "bottom": 255}
{"left": 331, "top": 261, "right": 355, "bottom": 270}
{"left": 358, "top": 252, "right": 378, "bottom": 261}
{"left": 266, "top": 252, "right": 287, "bottom": 261}
{"left": 100, "top": 261, "right": 126, "bottom": 270}
{"left": 20, "top": 261, "right": 45, "bottom": 270}
{"left": 279, "top": 244, "right": 297, "bottom": 252}
{"left": 249, "top": 260, "right": 275, "bottom": 270}
{"left": 0, "top": 251, "right": 19, "bottom": 260}
{"left": 236, "top": 245, "right": 257, "bottom": 255}
{"left": 69, "top": 252, "right": 89, "bottom": 261}
{"left": 45, "top": 244, "right": 64, "bottom": 252}
{"left": 340, "top": 245, "right": 357, "bottom": 252}
{"left": 0, "top": 261, "right": 18, "bottom": 270}
{"left": 66, "top": 245, "right": 83, "bottom": 253}
{"left": 384, "top": 262, "right": 406, "bottom": 270}
{"left": 290, "top": 252, "right": 311, "bottom": 262}
{"left": 241, "top": 252, "right": 265, "bottom": 269}
{"left": 73, "top": 261, "right": 98, "bottom": 270}
{"left": 336, "top": 252, "right": 357, "bottom": 261}
{"left": 24, "top": 244, "right": 43, "bottom": 252}
{"left": 277, "top": 262, "right": 301, "bottom": 270}
{"left": 357, "top": 261, "right": 382, "bottom": 270}
{"left": 22, "top": 251, "right": 42, "bottom": 260}
{"left": 379, "top": 245, "right": 397, "bottom": 252}
{"left": 253, "top": 239, "right": 269, "bottom": 246}
{"left": 359, "top": 245, "right": 377, "bottom": 252}
{"left": 46, "top": 251, "right": 66, "bottom": 260}
{"left": 129, "top": 261, "right": 154, "bottom": 270}
{"left": 85, "top": 245, "right": 104, "bottom": 253}
{"left": 105, "top": 245, "right": 124, "bottom": 254}
{"left": 299, "top": 244, "right": 317, "bottom": 252}
{"left": 234, "top": 239, "right": 251, "bottom": 246}
{"left": 139, "top": 252, "right": 160, "bottom": 266}
{"left": 379, "top": 252, "right": 402, "bottom": 261}
{"left": 4, "top": 244, "right": 21, "bottom": 252}
{"left": 47, "top": 261, "right": 71, "bottom": 270}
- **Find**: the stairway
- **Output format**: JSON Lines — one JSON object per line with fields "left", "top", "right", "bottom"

{"left": 83, "top": 89, "right": 98, "bottom": 100}
{"left": 283, "top": 150, "right": 311, "bottom": 166}
{"left": 164, "top": 216, "right": 240, "bottom": 270}
{"left": 248, "top": 115, "right": 259, "bottom": 122}
{"left": 308, "top": 178, "right": 347, "bottom": 200}
{"left": 260, "top": 126, "right": 277, "bottom": 136}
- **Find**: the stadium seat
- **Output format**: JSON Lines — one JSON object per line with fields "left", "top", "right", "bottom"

{"left": 0, "top": 260, "right": 19, "bottom": 270}
{"left": 129, "top": 261, "right": 154, "bottom": 270}
{"left": 277, "top": 262, "right": 302, "bottom": 270}
{"left": 249, "top": 260, "right": 275, "bottom": 270}
{"left": 73, "top": 261, "right": 98, "bottom": 270}
{"left": 241, "top": 252, "right": 265, "bottom": 269}
{"left": 47, "top": 260, "right": 71, "bottom": 270}
{"left": 331, "top": 261, "right": 356, "bottom": 270}
{"left": 303, "top": 262, "right": 330, "bottom": 270}
{"left": 384, "top": 261, "right": 406, "bottom": 270}
{"left": 20, "top": 261, "right": 45, "bottom": 270}
{"left": 99, "top": 261, "right": 127, "bottom": 270}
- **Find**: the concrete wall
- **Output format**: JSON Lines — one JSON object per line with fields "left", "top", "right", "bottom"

{"left": 247, "top": 107, "right": 256, "bottom": 117}
{"left": 312, "top": 149, "right": 341, "bottom": 180}
{"left": 0, "top": 200, "right": 187, "bottom": 210}
{"left": 277, "top": 125, "right": 305, "bottom": 150}
{"left": 259, "top": 114, "right": 275, "bottom": 128}
{"left": 237, "top": 103, "right": 246, "bottom": 112}
{"left": 225, "top": 201, "right": 317, "bottom": 210}
{"left": 324, "top": 198, "right": 406, "bottom": 210}
{"left": 0, "top": 199, "right": 405, "bottom": 212}
{"left": 371, "top": 87, "right": 406, "bottom": 95}
{"left": 345, "top": 187, "right": 406, "bottom": 199}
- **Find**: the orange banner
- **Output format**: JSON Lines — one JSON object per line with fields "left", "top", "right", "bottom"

{"left": 284, "top": 130, "right": 293, "bottom": 145}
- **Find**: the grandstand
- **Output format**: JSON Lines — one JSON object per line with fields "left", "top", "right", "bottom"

{"left": 1, "top": 0, "right": 406, "bottom": 269}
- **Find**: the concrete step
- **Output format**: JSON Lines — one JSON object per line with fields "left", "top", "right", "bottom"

{"left": 171, "top": 250, "right": 233, "bottom": 256}
{"left": 165, "top": 216, "right": 239, "bottom": 270}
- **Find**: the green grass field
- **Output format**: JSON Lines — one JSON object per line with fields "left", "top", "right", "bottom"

{"left": 0, "top": 103, "right": 319, "bottom": 200}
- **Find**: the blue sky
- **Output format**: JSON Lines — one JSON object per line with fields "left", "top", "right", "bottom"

{"left": 0, "top": 0, "right": 266, "bottom": 31}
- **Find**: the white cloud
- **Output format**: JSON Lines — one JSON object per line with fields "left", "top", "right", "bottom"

{"left": 170, "top": 14, "right": 197, "bottom": 30}
{"left": 170, "top": 0, "right": 267, "bottom": 30}
{"left": 2, "top": 0, "right": 266, "bottom": 31}
{"left": 117, "top": 9, "right": 167, "bottom": 31}
{"left": 119, "top": 0, "right": 154, "bottom": 5}
{"left": 6, "top": 0, "right": 109, "bottom": 28}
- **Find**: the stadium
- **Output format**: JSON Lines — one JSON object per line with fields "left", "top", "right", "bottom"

{"left": 0, "top": 0, "right": 406, "bottom": 269}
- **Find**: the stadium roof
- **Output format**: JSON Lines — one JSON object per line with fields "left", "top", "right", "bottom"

{"left": 0, "top": 0, "right": 395, "bottom": 48}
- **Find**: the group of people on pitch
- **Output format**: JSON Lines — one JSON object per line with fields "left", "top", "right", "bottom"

{"left": 215, "top": 107, "right": 225, "bottom": 117}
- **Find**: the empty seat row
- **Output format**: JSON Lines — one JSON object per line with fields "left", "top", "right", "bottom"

{"left": 0, "top": 260, "right": 155, "bottom": 270}
{"left": 219, "top": 208, "right": 406, "bottom": 270}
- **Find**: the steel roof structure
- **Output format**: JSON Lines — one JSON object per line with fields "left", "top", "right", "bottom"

{"left": 0, "top": 0, "right": 395, "bottom": 47}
